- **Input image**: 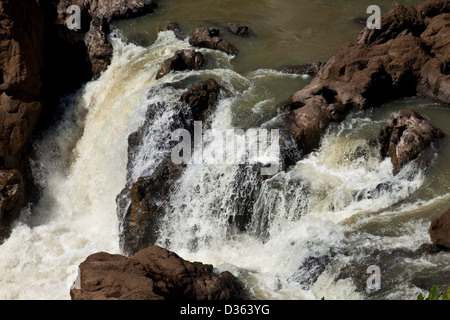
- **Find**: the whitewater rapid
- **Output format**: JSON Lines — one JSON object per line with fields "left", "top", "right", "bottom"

{"left": 0, "top": 29, "right": 447, "bottom": 300}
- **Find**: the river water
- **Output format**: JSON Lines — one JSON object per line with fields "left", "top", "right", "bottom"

{"left": 0, "top": 0, "right": 449, "bottom": 300}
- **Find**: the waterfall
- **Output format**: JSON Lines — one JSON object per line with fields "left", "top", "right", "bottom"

{"left": 0, "top": 28, "right": 446, "bottom": 300}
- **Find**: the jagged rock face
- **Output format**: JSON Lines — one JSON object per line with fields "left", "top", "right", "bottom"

{"left": 118, "top": 79, "right": 222, "bottom": 255}
{"left": 180, "top": 78, "right": 221, "bottom": 121}
{"left": 379, "top": 110, "right": 445, "bottom": 174}
{"left": 189, "top": 26, "right": 238, "bottom": 55}
{"left": 0, "top": 169, "right": 24, "bottom": 240}
{"left": 56, "top": 0, "right": 158, "bottom": 25}
{"left": 0, "top": 0, "right": 44, "bottom": 238}
{"left": 70, "top": 245, "right": 245, "bottom": 300}
{"left": 227, "top": 23, "right": 254, "bottom": 37}
{"left": 429, "top": 209, "right": 450, "bottom": 249}
{"left": 283, "top": 0, "right": 450, "bottom": 157}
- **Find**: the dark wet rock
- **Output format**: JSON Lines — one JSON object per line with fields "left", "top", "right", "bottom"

{"left": 189, "top": 26, "right": 238, "bottom": 55}
{"left": 227, "top": 23, "right": 254, "bottom": 37}
{"left": 156, "top": 49, "right": 205, "bottom": 80}
{"left": 0, "top": 169, "right": 24, "bottom": 240}
{"left": 180, "top": 78, "right": 221, "bottom": 121}
{"left": 118, "top": 80, "right": 222, "bottom": 255}
{"left": 56, "top": 0, "right": 158, "bottom": 75}
{"left": 353, "top": 17, "right": 367, "bottom": 25}
{"left": 290, "top": 249, "right": 340, "bottom": 290}
{"left": 281, "top": 62, "right": 325, "bottom": 77}
{"left": 70, "top": 245, "right": 246, "bottom": 300}
{"left": 282, "top": 0, "right": 450, "bottom": 157}
{"left": 84, "top": 17, "right": 113, "bottom": 76}
{"left": 429, "top": 209, "right": 450, "bottom": 249}
{"left": 337, "top": 248, "right": 418, "bottom": 297}
{"left": 284, "top": 96, "right": 351, "bottom": 155}
{"left": 379, "top": 110, "right": 445, "bottom": 174}
{"left": 120, "top": 158, "right": 184, "bottom": 255}
{"left": 166, "top": 22, "right": 184, "bottom": 39}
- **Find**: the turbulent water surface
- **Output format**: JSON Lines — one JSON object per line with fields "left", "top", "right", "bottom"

{"left": 0, "top": 0, "right": 449, "bottom": 300}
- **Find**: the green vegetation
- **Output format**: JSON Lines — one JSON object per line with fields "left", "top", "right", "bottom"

{"left": 417, "top": 285, "right": 450, "bottom": 300}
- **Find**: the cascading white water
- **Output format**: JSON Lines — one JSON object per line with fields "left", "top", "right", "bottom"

{"left": 0, "top": 27, "right": 447, "bottom": 300}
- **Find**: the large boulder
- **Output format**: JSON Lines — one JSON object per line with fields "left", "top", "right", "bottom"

{"left": 429, "top": 209, "right": 450, "bottom": 249}
{"left": 189, "top": 26, "right": 238, "bottom": 55}
{"left": 379, "top": 110, "right": 445, "bottom": 173}
{"left": 227, "top": 23, "right": 254, "bottom": 37}
{"left": 156, "top": 49, "right": 205, "bottom": 80}
{"left": 282, "top": 0, "right": 450, "bottom": 157}
{"left": 70, "top": 245, "right": 245, "bottom": 300}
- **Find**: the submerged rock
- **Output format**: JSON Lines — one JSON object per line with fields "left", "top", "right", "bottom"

{"left": 56, "top": 0, "right": 158, "bottom": 75}
{"left": 189, "top": 26, "right": 238, "bottom": 55}
{"left": 120, "top": 158, "right": 184, "bottom": 255}
{"left": 70, "top": 245, "right": 245, "bottom": 300}
{"left": 379, "top": 110, "right": 445, "bottom": 174}
{"left": 156, "top": 49, "right": 205, "bottom": 80}
{"left": 429, "top": 209, "right": 450, "bottom": 249}
{"left": 227, "top": 23, "right": 254, "bottom": 37}
{"left": 165, "top": 22, "right": 184, "bottom": 39}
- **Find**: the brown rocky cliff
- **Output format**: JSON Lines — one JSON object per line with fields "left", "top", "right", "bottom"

{"left": 70, "top": 245, "right": 246, "bottom": 300}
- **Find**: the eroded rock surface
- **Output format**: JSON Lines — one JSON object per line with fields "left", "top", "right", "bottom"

{"left": 189, "top": 26, "right": 238, "bottom": 55}
{"left": 379, "top": 110, "right": 445, "bottom": 173}
{"left": 156, "top": 49, "right": 205, "bottom": 80}
{"left": 70, "top": 245, "right": 245, "bottom": 300}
